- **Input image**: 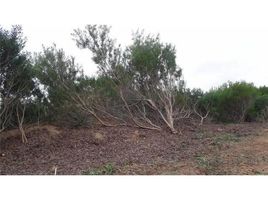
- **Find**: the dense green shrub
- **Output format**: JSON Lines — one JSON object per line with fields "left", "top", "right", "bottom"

{"left": 247, "top": 95, "right": 268, "bottom": 122}
{"left": 259, "top": 86, "right": 268, "bottom": 95}
{"left": 32, "top": 45, "right": 94, "bottom": 126}
{"left": 254, "top": 95, "right": 268, "bottom": 112}
{"left": 200, "top": 82, "right": 259, "bottom": 122}
{"left": 181, "top": 88, "right": 204, "bottom": 106}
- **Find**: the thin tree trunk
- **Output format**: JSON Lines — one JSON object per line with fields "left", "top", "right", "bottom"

{"left": 16, "top": 103, "right": 27, "bottom": 143}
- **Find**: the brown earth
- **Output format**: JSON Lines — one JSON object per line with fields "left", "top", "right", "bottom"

{"left": 0, "top": 122, "right": 267, "bottom": 175}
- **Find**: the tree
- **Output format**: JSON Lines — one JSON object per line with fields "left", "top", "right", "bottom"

{"left": 0, "top": 25, "right": 37, "bottom": 142}
{"left": 34, "top": 45, "right": 121, "bottom": 127}
{"left": 126, "top": 32, "right": 185, "bottom": 133}
{"left": 33, "top": 44, "right": 87, "bottom": 125}
{"left": 34, "top": 45, "right": 82, "bottom": 108}
{"left": 72, "top": 25, "right": 186, "bottom": 133}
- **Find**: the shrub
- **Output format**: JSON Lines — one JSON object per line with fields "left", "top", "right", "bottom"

{"left": 201, "top": 82, "right": 259, "bottom": 123}
{"left": 259, "top": 86, "right": 268, "bottom": 95}
{"left": 248, "top": 95, "right": 268, "bottom": 122}
{"left": 254, "top": 95, "right": 268, "bottom": 112}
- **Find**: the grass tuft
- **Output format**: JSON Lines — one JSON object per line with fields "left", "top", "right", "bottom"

{"left": 82, "top": 164, "right": 116, "bottom": 175}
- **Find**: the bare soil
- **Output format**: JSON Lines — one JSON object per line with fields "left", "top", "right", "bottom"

{"left": 0, "top": 122, "right": 268, "bottom": 175}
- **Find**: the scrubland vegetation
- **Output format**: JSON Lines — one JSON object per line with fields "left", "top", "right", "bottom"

{"left": 1, "top": 25, "right": 268, "bottom": 175}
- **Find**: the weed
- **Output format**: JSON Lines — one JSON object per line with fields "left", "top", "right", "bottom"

{"left": 252, "top": 170, "right": 268, "bottom": 175}
{"left": 196, "top": 156, "right": 209, "bottom": 169}
{"left": 82, "top": 163, "right": 116, "bottom": 175}
{"left": 195, "top": 155, "right": 224, "bottom": 175}
{"left": 212, "top": 133, "right": 240, "bottom": 146}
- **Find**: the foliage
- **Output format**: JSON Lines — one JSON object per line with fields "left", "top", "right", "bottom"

{"left": 247, "top": 95, "right": 268, "bottom": 122}
{"left": 200, "top": 82, "right": 259, "bottom": 122}
{"left": 72, "top": 25, "right": 184, "bottom": 94}
{"left": 184, "top": 88, "right": 204, "bottom": 105}
{"left": 254, "top": 95, "right": 268, "bottom": 113}
{"left": 2, "top": 24, "right": 268, "bottom": 137}
{"left": 73, "top": 25, "right": 185, "bottom": 133}
{"left": 127, "top": 31, "right": 182, "bottom": 93}
{"left": 72, "top": 25, "right": 126, "bottom": 81}
{"left": 259, "top": 86, "right": 268, "bottom": 95}
{"left": 33, "top": 44, "right": 87, "bottom": 125}
{"left": 0, "top": 25, "right": 39, "bottom": 132}
{"left": 33, "top": 44, "right": 122, "bottom": 127}
{"left": 81, "top": 76, "right": 119, "bottom": 106}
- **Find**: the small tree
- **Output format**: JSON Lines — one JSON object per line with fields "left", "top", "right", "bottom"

{"left": 73, "top": 25, "right": 186, "bottom": 133}
{"left": 34, "top": 45, "right": 121, "bottom": 127}
{"left": 0, "top": 25, "right": 37, "bottom": 142}
{"left": 34, "top": 45, "right": 87, "bottom": 125}
{"left": 126, "top": 32, "right": 184, "bottom": 133}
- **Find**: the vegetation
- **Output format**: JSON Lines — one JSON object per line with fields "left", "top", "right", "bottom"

{"left": 1, "top": 24, "right": 268, "bottom": 143}
{"left": 203, "top": 82, "right": 268, "bottom": 123}
{"left": 199, "top": 82, "right": 260, "bottom": 123}
{"left": 72, "top": 25, "right": 185, "bottom": 133}
{"left": 0, "top": 25, "right": 41, "bottom": 142}
{"left": 82, "top": 164, "right": 116, "bottom": 175}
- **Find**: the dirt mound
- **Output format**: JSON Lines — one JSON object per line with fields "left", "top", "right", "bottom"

{"left": 0, "top": 124, "right": 61, "bottom": 142}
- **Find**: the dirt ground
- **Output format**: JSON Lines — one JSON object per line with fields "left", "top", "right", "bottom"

{"left": 0, "top": 122, "right": 268, "bottom": 175}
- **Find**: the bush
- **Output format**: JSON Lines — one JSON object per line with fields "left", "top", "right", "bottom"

{"left": 201, "top": 82, "right": 259, "bottom": 123}
{"left": 255, "top": 95, "right": 268, "bottom": 112}
{"left": 54, "top": 104, "right": 90, "bottom": 128}
{"left": 247, "top": 95, "right": 268, "bottom": 122}
{"left": 259, "top": 86, "right": 268, "bottom": 95}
